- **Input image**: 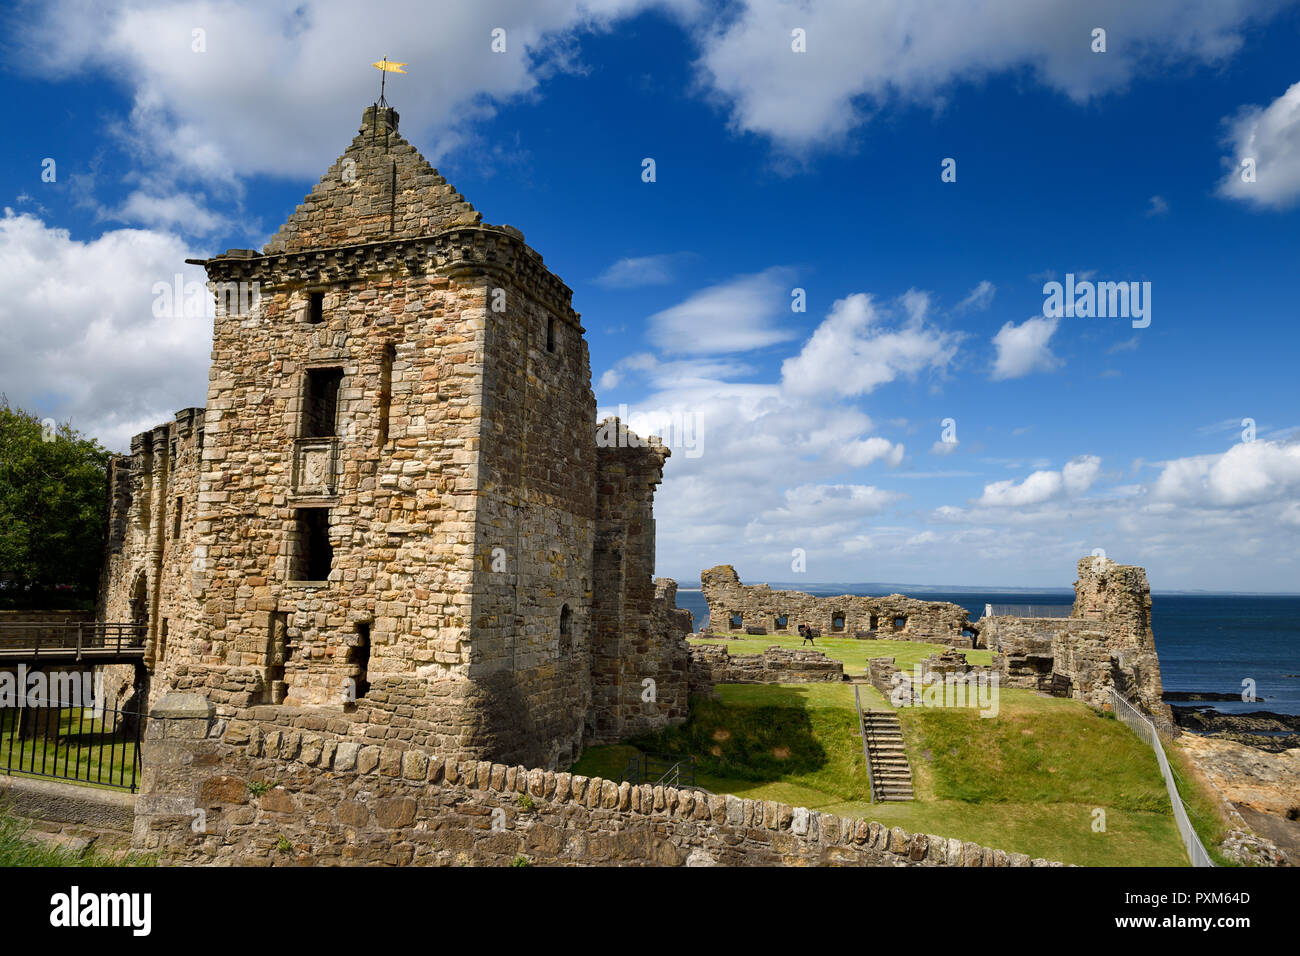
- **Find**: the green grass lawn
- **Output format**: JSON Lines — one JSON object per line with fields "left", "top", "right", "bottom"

{"left": 690, "top": 633, "right": 993, "bottom": 673}
{"left": 573, "top": 682, "right": 1210, "bottom": 866}
{"left": 0, "top": 810, "right": 150, "bottom": 867}
{"left": 0, "top": 709, "right": 140, "bottom": 792}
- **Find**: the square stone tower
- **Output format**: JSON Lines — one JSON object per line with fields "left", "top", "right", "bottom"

{"left": 101, "top": 105, "right": 690, "bottom": 769}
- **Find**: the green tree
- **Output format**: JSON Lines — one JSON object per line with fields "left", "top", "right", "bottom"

{"left": 0, "top": 399, "right": 111, "bottom": 608}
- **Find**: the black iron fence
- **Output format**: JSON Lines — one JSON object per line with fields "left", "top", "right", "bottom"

{"left": 0, "top": 700, "right": 143, "bottom": 792}
{"left": 622, "top": 751, "right": 698, "bottom": 790}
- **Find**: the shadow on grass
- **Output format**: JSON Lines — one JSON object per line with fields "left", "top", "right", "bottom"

{"left": 627, "top": 693, "right": 831, "bottom": 783}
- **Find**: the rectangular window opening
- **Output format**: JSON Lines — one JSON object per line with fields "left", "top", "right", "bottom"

{"left": 302, "top": 367, "right": 343, "bottom": 439}
{"left": 307, "top": 290, "right": 324, "bottom": 324}
{"left": 546, "top": 316, "right": 555, "bottom": 353}
{"left": 290, "top": 507, "right": 333, "bottom": 581}
{"left": 173, "top": 497, "right": 183, "bottom": 538}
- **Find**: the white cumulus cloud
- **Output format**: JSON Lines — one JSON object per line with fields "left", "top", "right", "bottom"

{"left": 781, "top": 292, "right": 960, "bottom": 399}
{"left": 991, "top": 315, "right": 1061, "bottom": 380}
{"left": 1217, "top": 80, "right": 1300, "bottom": 209}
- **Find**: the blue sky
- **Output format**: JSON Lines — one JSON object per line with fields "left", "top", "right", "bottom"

{"left": 2, "top": 1, "right": 1298, "bottom": 591}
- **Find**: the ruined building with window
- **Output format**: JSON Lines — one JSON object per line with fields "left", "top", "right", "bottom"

{"left": 98, "top": 105, "right": 693, "bottom": 769}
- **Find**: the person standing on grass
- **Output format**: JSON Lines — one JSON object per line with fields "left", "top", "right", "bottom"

{"left": 802, "top": 624, "right": 815, "bottom": 647}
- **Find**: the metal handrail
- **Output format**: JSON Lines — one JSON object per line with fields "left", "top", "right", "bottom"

{"left": 853, "top": 685, "right": 877, "bottom": 804}
{"left": 0, "top": 622, "right": 147, "bottom": 660}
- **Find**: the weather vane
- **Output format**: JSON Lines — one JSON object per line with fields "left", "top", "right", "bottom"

{"left": 371, "top": 57, "right": 407, "bottom": 107}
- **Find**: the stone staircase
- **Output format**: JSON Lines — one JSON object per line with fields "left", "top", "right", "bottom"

{"left": 861, "top": 709, "right": 914, "bottom": 801}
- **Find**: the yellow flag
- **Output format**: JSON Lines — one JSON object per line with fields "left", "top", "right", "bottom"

{"left": 372, "top": 60, "right": 407, "bottom": 73}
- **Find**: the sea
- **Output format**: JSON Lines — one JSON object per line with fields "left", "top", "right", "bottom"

{"left": 673, "top": 588, "right": 1300, "bottom": 717}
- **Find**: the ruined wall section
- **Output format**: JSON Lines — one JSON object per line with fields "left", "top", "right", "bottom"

{"left": 588, "top": 430, "right": 691, "bottom": 746}
{"left": 96, "top": 409, "right": 204, "bottom": 709}
{"left": 1065, "top": 556, "right": 1171, "bottom": 726}
{"left": 700, "top": 565, "right": 974, "bottom": 646}
{"left": 688, "top": 643, "right": 843, "bottom": 694}
{"left": 984, "top": 557, "right": 1172, "bottom": 731}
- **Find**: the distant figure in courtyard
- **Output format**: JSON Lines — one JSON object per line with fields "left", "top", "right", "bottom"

{"left": 802, "top": 624, "right": 815, "bottom": 646}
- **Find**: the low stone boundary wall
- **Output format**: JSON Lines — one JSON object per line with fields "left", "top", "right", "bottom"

{"left": 133, "top": 693, "right": 1062, "bottom": 867}
{"left": 689, "top": 643, "right": 843, "bottom": 695}
{"left": 0, "top": 774, "right": 136, "bottom": 852}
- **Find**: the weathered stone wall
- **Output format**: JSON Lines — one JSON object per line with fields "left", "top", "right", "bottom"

{"left": 97, "top": 105, "right": 692, "bottom": 771}
{"left": 983, "top": 557, "right": 1171, "bottom": 729}
{"left": 700, "top": 565, "right": 976, "bottom": 647}
{"left": 131, "top": 693, "right": 1063, "bottom": 867}
{"left": 589, "top": 430, "right": 692, "bottom": 746}
{"left": 688, "top": 642, "right": 843, "bottom": 693}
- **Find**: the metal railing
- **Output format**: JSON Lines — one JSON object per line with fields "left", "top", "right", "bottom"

{"left": 0, "top": 622, "right": 146, "bottom": 661}
{"left": 853, "top": 685, "right": 877, "bottom": 804}
{"left": 1, "top": 700, "right": 143, "bottom": 792}
{"left": 985, "top": 604, "right": 1073, "bottom": 619}
{"left": 622, "top": 751, "right": 698, "bottom": 790}
{"left": 1110, "top": 689, "right": 1215, "bottom": 867}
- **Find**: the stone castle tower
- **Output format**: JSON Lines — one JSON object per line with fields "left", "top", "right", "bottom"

{"left": 99, "top": 105, "right": 692, "bottom": 769}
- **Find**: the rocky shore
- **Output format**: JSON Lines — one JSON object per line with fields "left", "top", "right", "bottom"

{"left": 1171, "top": 705, "right": 1300, "bottom": 753}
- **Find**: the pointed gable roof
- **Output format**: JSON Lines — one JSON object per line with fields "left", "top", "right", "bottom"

{"left": 263, "top": 105, "right": 481, "bottom": 255}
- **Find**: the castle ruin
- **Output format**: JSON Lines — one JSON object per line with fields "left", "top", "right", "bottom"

{"left": 98, "top": 105, "right": 692, "bottom": 769}
{"left": 701, "top": 556, "right": 1172, "bottom": 730}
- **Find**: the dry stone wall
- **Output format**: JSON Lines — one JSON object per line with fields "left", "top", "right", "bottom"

{"left": 701, "top": 565, "right": 976, "bottom": 647}
{"left": 132, "top": 693, "right": 1063, "bottom": 867}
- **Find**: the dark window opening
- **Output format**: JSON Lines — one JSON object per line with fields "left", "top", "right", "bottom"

{"left": 869, "top": 614, "right": 879, "bottom": 630}
{"left": 158, "top": 618, "right": 169, "bottom": 663}
{"left": 302, "top": 367, "right": 343, "bottom": 439}
{"left": 831, "top": 613, "right": 845, "bottom": 632}
{"left": 173, "top": 497, "right": 183, "bottom": 538}
{"left": 377, "top": 342, "right": 395, "bottom": 448}
{"left": 349, "top": 622, "right": 371, "bottom": 702}
{"left": 729, "top": 613, "right": 743, "bottom": 630}
{"left": 559, "top": 604, "right": 573, "bottom": 655}
{"left": 546, "top": 316, "right": 555, "bottom": 353}
{"left": 893, "top": 616, "right": 907, "bottom": 629}
{"left": 775, "top": 614, "right": 788, "bottom": 629}
{"left": 307, "top": 290, "right": 324, "bottom": 324}
{"left": 290, "top": 508, "right": 333, "bottom": 581}
{"left": 196, "top": 428, "right": 204, "bottom": 453}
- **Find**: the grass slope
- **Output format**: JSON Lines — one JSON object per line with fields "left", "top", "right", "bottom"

{"left": 573, "top": 682, "right": 1196, "bottom": 866}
